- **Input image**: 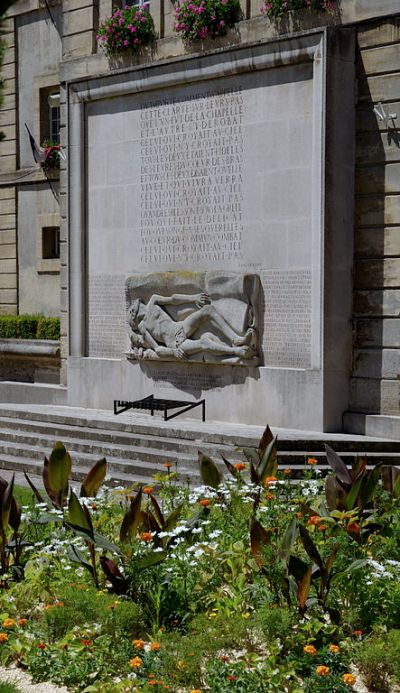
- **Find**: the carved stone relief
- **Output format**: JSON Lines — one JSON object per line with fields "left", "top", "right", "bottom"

{"left": 125, "top": 272, "right": 261, "bottom": 366}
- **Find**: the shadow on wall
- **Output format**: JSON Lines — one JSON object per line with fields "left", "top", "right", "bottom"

{"left": 351, "top": 36, "right": 399, "bottom": 415}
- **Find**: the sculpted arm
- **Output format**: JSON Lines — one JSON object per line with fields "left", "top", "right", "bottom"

{"left": 150, "top": 293, "right": 210, "bottom": 308}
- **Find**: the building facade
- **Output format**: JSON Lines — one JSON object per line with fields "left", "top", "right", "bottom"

{"left": 0, "top": 0, "right": 399, "bottom": 436}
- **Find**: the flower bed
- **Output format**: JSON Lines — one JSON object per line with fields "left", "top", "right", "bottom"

{"left": 0, "top": 433, "right": 398, "bottom": 691}
{"left": 261, "top": 0, "right": 335, "bottom": 18}
{"left": 97, "top": 4, "right": 155, "bottom": 57}
{"left": 174, "top": 0, "right": 242, "bottom": 42}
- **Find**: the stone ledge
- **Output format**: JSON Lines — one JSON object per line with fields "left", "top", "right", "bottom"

{"left": 344, "top": 411, "right": 400, "bottom": 440}
{"left": 0, "top": 339, "right": 60, "bottom": 358}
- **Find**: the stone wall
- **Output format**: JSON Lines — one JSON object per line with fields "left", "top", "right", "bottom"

{"left": 351, "top": 16, "right": 400, "bottom": 417}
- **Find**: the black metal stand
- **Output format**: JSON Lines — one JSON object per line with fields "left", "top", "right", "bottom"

{"left": 113, "top": 394, "right": 205, "bottom": 422}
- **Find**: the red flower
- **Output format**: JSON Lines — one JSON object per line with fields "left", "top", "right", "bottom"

{"left": 38, "top": 643, "right": 46, "bottom": 650}
{"left": 227, "top": 675, "right": 237, "bottom": 681}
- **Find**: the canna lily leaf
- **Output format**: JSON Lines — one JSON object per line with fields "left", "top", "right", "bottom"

{"left": 198, "top": 452, "right": 223, "bottom": 489}
{"left": 344, "top": 474, "right": 365, "bottom": 511}
{"left": 297, "top": 567, "right": 312, "bottom": 614}
{"left": 280, "top": 518, "right": 298, "bottom": 563}
{"left": 136, "top": 550, "right": 167, "bottom": 570}
{"left": 43, "top": 457, "right": 65, "bottom": 509}
{"left": 242, "top": 447, "right": 259, "bottom": 467}
{"left": 394, "top": 471, "right": 400, "bottom": 499}
{"left": 0, "top": 477, "right": 20, "bottom": 532}
{"left": 250, "top": 517, "right": 273, "bottom": 568}
{"left": 220, "top": 454, "right": 241, "bottom": 479}
{"left": 257, "top": 436, "right": 278, "bottom": 482}
{"left": 0, "top": 474, "right": 14, "bottom": 534}
{"left": 48, "top": 442, "right": 72, "bottom": 496}
{"left": 67, "top": 544, "right": 94, "bottom": 576}
{"left": 120, "top": 489, "right": 143, "bottom": 542}
{"left": 150, "top": 495, "right": 164, "bottom": 529}
{"left": 164, "top": 504, "right": 183, "bottom": 533}
{"left": 80, "top": 458, "right": 107, "bottom": 498}
{"left": 250, "top": 461, "right": 260, "bottom": 485}
{"left": 68, "top": 491, "right": 94, "bottom": 535}
{"left": 299, "top": 524, "right": 324, "bottom": 570}
{"left": 257, "top": 425, "right": 274, "bottom": 462}
{"left": 288, "top": 555, "right": 309, "bottom": 583}
{"left": 23, "top": 472, "right": 46, "bottom": 504}
{"left": 325, "top": 543, "right": 339, "bottom": 576}
{"left": 100, "top": 556, "right": 129, "bottom": 594}
{"left": 324, "top": 445, "right": 352, "bottom": 486}
{"left": 359, "top": 464, "right": 382, "bottom": 507}
{"left": 351, "top": 455, "right": 367, "bottom": 481}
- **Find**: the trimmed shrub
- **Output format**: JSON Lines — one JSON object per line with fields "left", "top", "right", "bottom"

{"left": 0, "top": 315, "right": 60, "bottom": 340}
{"left": 37, "top": 317, "right": 60, "bottom": 340}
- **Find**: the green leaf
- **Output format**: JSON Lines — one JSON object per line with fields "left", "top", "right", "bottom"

{"left": 136, "top": 550, "right": 167, "bottom": 570}
{"left": 250, "top": 517, "right": 273, "bottom": 568}
{"left": 68, "top": 491, "right": 94, "bottom": 535}
{"left": 198, "top": 452, "right": 223, "bottom": 489}
{"left": 48, "top": 442, "right": 72, "bottom": 495}
{"left": 92, "top": 532, "right": 121, "bottom": 555}
{"left": 299, "top": 524, "right": 323, "bottom": 570}
{"left": 324, "top": 444, "right": 352, "bottom": 486}
{"left": 331, "top": 558, "right": 369, "bottom": 583}
{"left": 164, "top": 504, "right": 183, "bottom": 533}
{"left": 345, "top": 474, "right": 364, "bottom": 511}
{"left": 257, "top": 436, "right": 278, "bottom": 481}
{"left": 280, "top": 518, "right": 298, "bottom": 563}
{"left": 67, "top": 544, "right": 94, "bottom": 576}
{"left": 80, "top": 458, "right": 107, "bottom": 497}
{"left": 242, "top": 447, "right": 259, "bottom": 466}
{"left": 297, "top": 567, "right": 312, "bottom": 613}
{"left": 0, "top": 474, "right": 14, "bottom": 534}
{"left": 394, "top": 471, "right": 400, "bottom": 499}
{"left": 120, "top": 489, "right": 143, "bottom": 542}
{"left": 359, "top": 464, "right": 382, "bottom": 507}
{"left": 150, "top": 495, "right": 164, "bottom": 529}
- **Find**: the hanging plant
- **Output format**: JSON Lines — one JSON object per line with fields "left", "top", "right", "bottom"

{"left": 97, "top": 3, "right": 155, "bottom": 57}
{"left": 174, "top": 0, "right": 242, "bottom": 42}
{"left": 40, "top": 139, "right": 65, "bottom": 171}
{"left": 260, "top": 0, "right": 336, "bottom": 18}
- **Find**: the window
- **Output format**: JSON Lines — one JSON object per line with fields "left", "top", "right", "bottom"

{"left": 39, "top": 87, "right": 60, "bottom": 144}
{"left": 113, "top": 0, "right": 149, "bottom": 9}
{"left": 42, "top": 227, "right": 60, "bottom": 260}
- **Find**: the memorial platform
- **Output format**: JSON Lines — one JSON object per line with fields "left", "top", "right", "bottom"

{"left": 0, "top": 403, "right": 398, "bottom": 489}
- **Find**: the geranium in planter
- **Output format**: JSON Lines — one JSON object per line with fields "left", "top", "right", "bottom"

{"left": 174, "top": 0, "right": 242, "bottom": 42}
{"left": 261, "top": 0, "right": 335, "bottom": 18}
{"left": 97, "top": 3, "right": 155, "bottom": 57}
{"left": 40, "top": 139, "right": 65, "bottom": 171}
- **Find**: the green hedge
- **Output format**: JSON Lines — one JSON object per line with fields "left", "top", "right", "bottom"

{"left": 0, "top": 315, "right": 60, "bottom": 340}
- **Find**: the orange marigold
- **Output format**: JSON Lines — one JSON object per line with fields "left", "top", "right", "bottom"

{"left": 129, "top": 656, "right": 143, "bottom": 668}
{"left": 308, "top": 516, "right": 321, "bottom": 526}
{"left": 163, "top": 462, "right": 172, "bottom": 469}
{"left": 233, "top": 463, "right": 246, "bottom": 472}
{"left": 199, "top": 499, "right": 210, "bottom": 507}
{"left": 266, "top": 493, "right": 275, "bottom": 501}
{"left": 264, "top": 476, "right": 277, "bottom": 486}
{"left": 143, "top": 486, "right": 154, "bottom": 495}
{"left": 297, "top": 511, "right": 303, "bottom": 519}
{"left": 0, "top": 633, "right": 8, "bottom": 643}
{"left": 318, "top": 524, "right": 328, "bottom": 531}
{"left": 133, "top": 639, "right": 145, "bottom": 649}
{"left": 316, "top": 665, "right": 330, "bottom": 676}
{"left": 342, "top": 673, "right": 356, "bottom": 687}
{"left": 283, "top": 468, "right": 292, "bottom": 476}
{"left": 303, "top": 645, "right": 317, "bottom": 655}
{"left": 139, "top": 532, "right": 153, "bottom": 542}
{"left": 150, "top": 641, "right": 161, "bottom": 651}
{"left": 329, "top": 644, "right": 340, "bottom": 654}
{"left": 347, "top": 523, "right": 360, "bottom": 534}
{"left": 307, "top": 457, "right": 318, "bottom": 465}
{"left": 2, "top": 619, "right": 15, "bottom": 628}
{"left": 18, "top": 618, "right": 28, "bottom": 627}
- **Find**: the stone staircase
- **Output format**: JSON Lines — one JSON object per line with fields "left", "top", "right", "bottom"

{"left": 0, "top": 405, "right": 398, "bottom": 488}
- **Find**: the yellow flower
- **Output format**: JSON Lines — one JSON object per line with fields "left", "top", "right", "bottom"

{"left": 129, "top": 656, "right": 143, "bottom": 669}
{"left": 329, "top": 644, "right": 340, "bottom": 654}
{"left": 303, "top": 644, "right": 317, "bottom": 655}
{"left": 2, "top": 619, "right": 15, "bottom": 628}
{"left": 242, "top": 612, "right": 250, "bottom": 619}
{"left": 316, "top": 665, "right": 330, "bottom": 676}
{"left": 190, "top": 690, "right": 202, "bottom": 693}
{"left": 177, "top": 660, "right": 186, "bottom": 670}
{"left": 132, "top": 639, "right": 145, "bottom": 650}
{"left": 342, "top": 673, "right": 356, "bottom": 687}
{"left": 0, "top": 633, "right": 8, "bottom": 643}
{"left": 150, "top": 641, "right": 160, "bottom": 651}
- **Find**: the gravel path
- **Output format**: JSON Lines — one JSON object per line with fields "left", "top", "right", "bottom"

{"left": 0, "top": 665, "right": 69, "bottom": 692}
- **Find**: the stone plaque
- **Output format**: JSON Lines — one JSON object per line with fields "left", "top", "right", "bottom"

{"left": 125, "top": 271, "right": 261, "bottom": 366}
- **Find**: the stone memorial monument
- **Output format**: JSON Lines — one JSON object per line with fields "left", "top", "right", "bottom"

{"left": 67, "top": 29, "right": 355, "bottom": 430}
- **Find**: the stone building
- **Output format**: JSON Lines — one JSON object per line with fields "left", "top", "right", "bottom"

{"left": 0, "top": 0, "right": 399, "bottom": 437}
